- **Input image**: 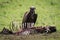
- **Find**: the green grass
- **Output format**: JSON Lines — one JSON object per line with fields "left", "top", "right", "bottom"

{"left": 0, "top": 0, "right": 60, "bottom": 40}
{"left": 0, "top": 0, "right": 60, "bottom": 30}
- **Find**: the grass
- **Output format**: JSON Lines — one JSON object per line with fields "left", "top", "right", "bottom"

{"left": 0, "top": 32, "right": 60, "bottom": 40}
{"left": 0, "top": 0, "right": 60, "bottom": 40}
{"left": 0, "top": 0, "right": 60, "bottom": 30}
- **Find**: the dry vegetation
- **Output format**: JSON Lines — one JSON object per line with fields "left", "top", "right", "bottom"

{"left": 0, "top": 32, "right": 60, "bottom": 40}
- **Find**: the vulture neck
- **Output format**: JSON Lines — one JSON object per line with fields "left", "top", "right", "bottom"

{"left": 29, "top": 10, "right": 35, "bottom": 15}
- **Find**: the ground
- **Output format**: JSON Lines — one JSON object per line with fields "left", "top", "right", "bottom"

{"left": 0, "top": 0, "right": 60, "bottom": 40}
{"left": 0, "top": 32, "right": 60, "bottom": 40}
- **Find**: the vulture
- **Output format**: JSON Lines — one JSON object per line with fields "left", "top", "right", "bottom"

{"left": 22, "top": 6, "right": 37, "bottom": 29}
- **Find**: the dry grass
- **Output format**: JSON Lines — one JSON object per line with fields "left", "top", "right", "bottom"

{"left": 0, "top": 32, "right": 60, "bottom": 40}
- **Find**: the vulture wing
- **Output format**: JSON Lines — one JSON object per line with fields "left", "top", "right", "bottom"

{"left": 33, "top": 14, "right": 37, "bottom": 24}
